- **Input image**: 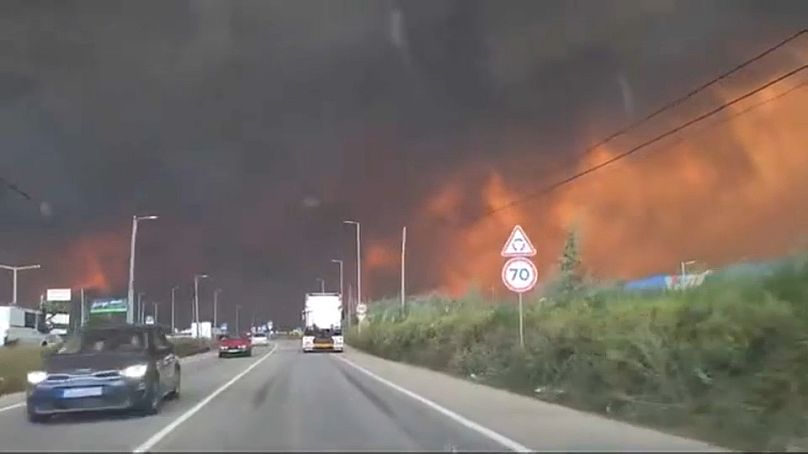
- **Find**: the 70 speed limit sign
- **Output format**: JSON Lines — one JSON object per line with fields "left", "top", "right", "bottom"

{"left": 501, "top": 257, "right": 538, "bottom": 293}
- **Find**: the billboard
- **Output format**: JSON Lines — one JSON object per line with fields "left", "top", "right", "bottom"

{"left": 89, "top": 298, "right": 128, "bottom": 314}
{"left": 46, "top": 288, "right": 72, "bottom": 302}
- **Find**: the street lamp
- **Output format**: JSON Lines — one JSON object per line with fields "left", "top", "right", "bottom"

{"left": 213, "top": 288, "right": 222, "bottom": 328}
{"left": 127, "top": 214, "right": 159, "bottom": 324}
{"left": 0, "top": 264, "right": 41, "bottom": 305}
{"left": 331, "top": 258, "right": 344, "bottom": 301}
{"left": 343, "top": 220, "right": 361, "bottom": 327}
{"left": 680, "top": 260, "right": 696, "bottom": 289}
{"left": 171, "top": 286, "right": 179, "bottom": 334}
{"left": 137, "top": 292, "right": 146, "bottom": 323}
{"left": 193, "top": 274, "right": 209, "bottom": 338}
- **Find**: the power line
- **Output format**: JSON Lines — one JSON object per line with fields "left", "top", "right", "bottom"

{"left": 0, "top": 176, "right": 33, "bottom": 201}
{"left": 474, "top": 63, "right": 808, "bottom": 222}
{"left": 585, "top": 28, "right": 807, "bottom": 153}
{"left": 472, "top": 28, "right": 808, "bottom": 225}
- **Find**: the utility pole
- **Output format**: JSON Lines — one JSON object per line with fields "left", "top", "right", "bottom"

{"left": 153, "top": 302, "right": 158, "bottom": 323}
{"left": 235, "top": 305, "right": 242, "bottom": 335}
{"left": 0, "top": 264, "right": 41, "bottom": 305}
{"left": 400, "top": 226, "right": 407, "bottom": 312}
{"left": 80, "top": 288, "right": 86, "bottom": 327}
{"left": 193, "top": 274, "right": 208, "bottom": 338}
{"left": 171, "top": 286, "right": 178, "bottom": 334}
{"left": 343, "top": 220, "right": 361, "bottom": 322}
{"left": 137, "top": 292, "right": 145, "bottom": 323}
{"left": 331, "top": 259, "right": 343, "bottom": 299}
{"left": 680, "top": 260, "right": 696, "bottom": 290}
{"left": 347, "top": 283, "right": 353, "bottom": 328}
{"left": 126, "top": 215, "right": 159, "bottom": 324}
{"left": 213, "top": 288, "right": 222, "bottom": 328}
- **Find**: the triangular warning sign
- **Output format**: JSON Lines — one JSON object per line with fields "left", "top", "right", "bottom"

{"left": 501, "top": 225, "right": 537, "bottom": 257}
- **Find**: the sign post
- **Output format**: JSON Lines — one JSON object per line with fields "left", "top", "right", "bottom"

{"left": 501, "top": 225, "right": 538, "bottom": 349}
{"left": 356, "top": 303, "right": 367, "bottom": 334}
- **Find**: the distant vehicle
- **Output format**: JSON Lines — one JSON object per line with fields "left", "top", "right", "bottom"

{"left": 218, "top": 335, "right": 252, "bottom": 357}
{"left": 301, "top": 293, "right": 343, "bottom": 353}
{"left": 25, "top": 324, "right": 180, "bottom": 423}
{"left": 250, "top": 332, "right": 269, "bottom": 347}
{"left": 40, "top": 333, "right": 64, "bottom": 348}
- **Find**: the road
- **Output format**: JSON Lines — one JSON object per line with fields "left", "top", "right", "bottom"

{"left": 0, "top": 340, "right": 727, "bottom": 452}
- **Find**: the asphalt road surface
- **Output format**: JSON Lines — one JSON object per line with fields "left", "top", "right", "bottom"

{"left": 0, "top": 340, "right": 727, "bottom": 452}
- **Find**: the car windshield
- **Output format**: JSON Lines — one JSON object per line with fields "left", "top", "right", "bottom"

{"left": 253, "top": 333, "right": 266, "bottom": 338}
{"left": 58, "top": 329, "right": 147, "bottom": 354}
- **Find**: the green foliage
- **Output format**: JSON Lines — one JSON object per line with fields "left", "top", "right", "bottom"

{"left": 348, "top": 253, "right": 808, "bottom": 451}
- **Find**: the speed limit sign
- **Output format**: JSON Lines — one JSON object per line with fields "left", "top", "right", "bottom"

{"left": 501, "top": 257, "right": 538, "bottom": 293}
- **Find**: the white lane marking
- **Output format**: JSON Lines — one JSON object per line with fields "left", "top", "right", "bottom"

{"left": 336, "top": 355, "right": 533, "bottom": 453}
{"left": 133, "top": 344, "right": 278, "bottom": 453}
{"left": 0, "top": 402, "right": 25, "bottom": 414}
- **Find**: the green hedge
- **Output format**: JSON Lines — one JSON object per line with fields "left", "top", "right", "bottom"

{"left": 349, "top": 255, "right": 808, "bottom": 451}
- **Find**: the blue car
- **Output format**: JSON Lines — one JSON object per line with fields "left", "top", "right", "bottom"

{"left": 26, "top": 324, "right": 180, "bottom": 423}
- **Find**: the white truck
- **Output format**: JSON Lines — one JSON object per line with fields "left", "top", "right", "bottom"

{"left": 301, "top": 293, "right": 343, "bottom": 353}
{"left": 0, "top": 305, "right": 42, "bottom": 346}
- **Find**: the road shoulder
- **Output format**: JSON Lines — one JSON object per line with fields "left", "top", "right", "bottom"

{"left": 342, "top": 347, "right": 729, "bottom": 452}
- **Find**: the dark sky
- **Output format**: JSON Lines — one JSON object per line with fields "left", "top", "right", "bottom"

{"left": 0, "top": 0, "right": 806, "bottom": 327}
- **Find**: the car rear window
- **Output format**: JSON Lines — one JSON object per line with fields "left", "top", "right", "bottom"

{"left": 59, "top": 329, "right": 147, "bottom": 354}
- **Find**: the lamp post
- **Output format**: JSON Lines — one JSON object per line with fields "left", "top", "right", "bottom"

{"left": 0, "top": 264, "right": 41, "bottom": 305}
{"left": 331, "top": 259, "right": 344, "bottom": 316}
{"left": 343, "top": 220, "right": 361, "bottom": 327}
{"left": 127, "top": 214, "right": 159, "bottom": 323}
{"left": 213, "top": 288, "right": 222, "bottom": 328}
{"left": 193, "top": 274, "right": 208, "bottom": 338}
{"left": 171, "top": 286, "right": 179, "bottom": 334}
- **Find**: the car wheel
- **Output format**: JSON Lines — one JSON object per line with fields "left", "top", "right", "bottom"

{"left": 246, "top": 349, "right": 252, "bottom": 357}
{"left": 26, "top": 407, "right": 49, "bottom": 424}
{"left": 167, "top": 367, "right": 181, "bottom": 400}
{"left": 137, "top": 377, "right": 161, "bottom": 416}
{"left": 218, "top": 352, "right": 224, "bottom": 358}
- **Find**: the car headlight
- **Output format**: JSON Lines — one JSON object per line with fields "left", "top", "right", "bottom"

{"left": 121, "top": 364, "right": 148, "bottom": 378}
{"left": 27, "top": 371, "right": 47, "bottom": 385}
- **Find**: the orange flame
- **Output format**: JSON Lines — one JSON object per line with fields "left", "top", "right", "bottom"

{"left": 60, "top": 231, "right": 128, "bottom": 293}
{"left": 412, "top": 73, "right": 808, "bottom": 296}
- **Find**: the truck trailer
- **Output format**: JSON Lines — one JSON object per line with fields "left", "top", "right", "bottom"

{"left": 301, "top": 293, "right": 343, "bottom": 353}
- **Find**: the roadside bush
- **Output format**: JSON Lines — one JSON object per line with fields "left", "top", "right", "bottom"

{"left": 348, "top": 254, "right": 808, "bottom": 451}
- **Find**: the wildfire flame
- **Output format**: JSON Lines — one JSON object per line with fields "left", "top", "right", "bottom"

{"left": 367, "top": 67, "right": 808, "bottom": 297}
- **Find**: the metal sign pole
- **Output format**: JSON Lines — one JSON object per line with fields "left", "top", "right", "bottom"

{"left": 518, "top": 292, "right": 524, "bottom": 349}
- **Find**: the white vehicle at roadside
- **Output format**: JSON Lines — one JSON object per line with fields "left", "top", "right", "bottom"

{"left": 250, "top": 332, "right": 269, "bottom": 347}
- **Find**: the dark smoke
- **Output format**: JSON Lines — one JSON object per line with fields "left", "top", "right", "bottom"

{"left": 0, "top": 0, "right": 806, "bottom": 327}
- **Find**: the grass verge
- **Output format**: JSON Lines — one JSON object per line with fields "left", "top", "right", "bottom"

{"left": 349, "top": 254, "right": 808, "bottom": 451}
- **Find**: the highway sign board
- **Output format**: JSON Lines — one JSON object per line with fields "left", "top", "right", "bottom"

{"left": 501, "top": 225, "right": 537, "bottom": 257}
{"left": 46, "top": 288, "right": 72, "bottom": 302}
{"left": 501, "top": 257, "right": 538, "bottom": 293}
{"left": 90, "top": 298, "right": 128, "bottom": 314}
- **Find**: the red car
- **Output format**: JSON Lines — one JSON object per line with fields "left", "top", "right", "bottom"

{"left": 218, "top": 335, "right": 252, "bottom": 358}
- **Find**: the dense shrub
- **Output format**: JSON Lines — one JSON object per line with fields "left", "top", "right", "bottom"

{"left": 349, "top": 254, "right": 808, "bottom": 451}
